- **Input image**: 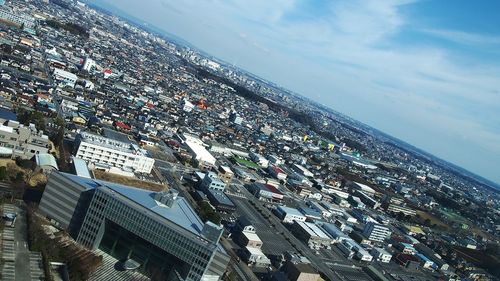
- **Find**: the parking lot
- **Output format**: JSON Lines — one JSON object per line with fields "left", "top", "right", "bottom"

{"left": 1, "top": 202, "right": 40, "bottom": 281}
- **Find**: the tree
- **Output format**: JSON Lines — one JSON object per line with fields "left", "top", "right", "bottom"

{"left": 14, "top": 171, "right": 24, "bottom": 183}
{"left": 0, "top": 166, "right": 6, "bottom": 181}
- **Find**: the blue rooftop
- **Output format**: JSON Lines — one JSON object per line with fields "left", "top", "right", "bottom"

{"left": 60, "top": 172, "right": 204, "bottom": 235}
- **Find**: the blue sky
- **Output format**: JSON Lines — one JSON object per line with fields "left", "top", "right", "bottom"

{"left": 92, "top": 0, "right": 500, "bottom": 184}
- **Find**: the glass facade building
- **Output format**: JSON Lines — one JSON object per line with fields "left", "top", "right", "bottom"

{"left": 39, "top": 172, "right": 229, "bottom": 281}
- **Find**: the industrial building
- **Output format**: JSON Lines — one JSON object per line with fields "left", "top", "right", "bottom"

{"left": 39, "top": 172, "right": 229, "bottom": 281}
{"left": 291, "top": 221, "right": 331, "bottom": 249}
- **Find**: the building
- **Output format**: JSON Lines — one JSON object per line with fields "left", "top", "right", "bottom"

{"left": 200, "top": 173, "right": 226, "bottom": 192}
{"left": 395, "top": 242, "right": 417, "bottom": 255}
{"left": 34, "top": 153, "right": 59, "bottom": 174}
{"left": 228, "top": 112, "right": 243, "bottom": 125}
{"left": 38, "top": 172, "right": 229, "bottom": 281}
{"left": 0, "top": 8, "right": 36, "bottom": 30}
{"left": 181, "top": 135, "right": 216, "bottom": 169}
{"left": 394, "top": 253, "right": 420, "bottom": 270}
{"left": 0, "top": 120, "right": 50, "bottom": 159}
{"left": 354, "top": 190, "right": 381, "bottom": 209}
{"left": 53, "top": 68, "right": 78, "bottom": 88}
{"left": 250, "top": 152, "right": 269, "bottom": 168}
{"left": 363, "top": 266, "right": 389, "bottom": 281}
{"left": 204, "top": 189, "right": 236, "bottom": 213}
{"left": 281, "top": 261, "right": 320, "bottom": 281}
{"left": 217, "top": 165, "right": 233, "bottom": 184}
{"left": 241, "top": 246, "right": 271, "bottom": 267}
{"left": 291, "top": 221, "right": 331, "bottom": 249}
{"left": 386, "top": 203, "right": 416, "bottom": 216}
{"left": 362, "top": 222, "right": 392, "bottom": 243}
{"left": 247, "top": 182, "right": 284, "bottom": 202}
{"left": 337, "top": 239, "right": 372, "bottom": 262}
{"left": 268, "top": 165, "right": 287, "bottom": 181}
{"left": 319, "top": 223, "right": 349, "bottom": 243}
{"left": 236, "top": 231, "right": 263, "bottom": 249}
{"left": 275, "top": 206, "right": 307, "bottom": 224}
{"left": 292, "top": 164, "right": 314, "bottom": 178}
{"left": 234, "top": 216, "right": 256, "bottom": 233}
{"left": 74, "top": 131, "right": 155, "bottom": 174}
{"left": 414, "top": 243, "right": 449, "bottom": 271}
{"left": 370, "top": 247, "right": 392, "bottom": 263}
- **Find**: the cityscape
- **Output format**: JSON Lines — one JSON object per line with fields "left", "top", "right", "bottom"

{"left": 0, "top": 1, "right": 498, "bottom": 281}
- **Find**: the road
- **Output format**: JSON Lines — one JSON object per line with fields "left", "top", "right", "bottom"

{"left": 234, "top": 185, "right": 346, "bottom": 281}
{"left": 1, "top": 202, "right": 31, "bottom": 281}
{"left": 13, "top": 203, "right": 30, "bottom": 281}
{"left": 156, "top": 162, "right": 260, "bottom": 281}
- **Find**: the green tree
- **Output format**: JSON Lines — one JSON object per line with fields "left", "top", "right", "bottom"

{"left": 0, "top": 166, "right": 6, "bottom": 180}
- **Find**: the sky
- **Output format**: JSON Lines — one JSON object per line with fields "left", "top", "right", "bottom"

{"left": 91, "top": 0, "right": 500, "bottom": 184}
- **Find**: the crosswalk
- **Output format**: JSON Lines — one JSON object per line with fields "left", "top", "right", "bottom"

{"left": 1, "top": 261, "right": 15, "bottom": 280}
{"left": 30, "top": 252, "right": 45, "bottom": 281}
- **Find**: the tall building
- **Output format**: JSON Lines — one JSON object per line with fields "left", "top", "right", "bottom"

{"left": 39, "top": 172, "right": 230, "bottom": 281}
{"left": 362, "top": 222, "right": 392, "bottom": 243}
{"left": 74, "top": 131, "right": 155, "bottom": 174}
{"left": 0, "top": 120, "right": 50, "bottom": 159}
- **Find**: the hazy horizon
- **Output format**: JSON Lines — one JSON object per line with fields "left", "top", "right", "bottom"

{"left": 88, "top": 0, "right": 500, "bottom": 185}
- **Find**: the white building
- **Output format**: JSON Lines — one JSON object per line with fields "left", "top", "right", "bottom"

{"left": 250, "top": 152, "right": 269, "bottom": 168}
{"left": 292, "top": 164, "right": 314, "bottom": 178}
{"left": 53, "top": 68, "right": 78, "bottom": 88}
{"left": 82, "top": 57, "right": 96, "bottom": 72}
{"left": 338, "top": 239, "right": 373, "bottom": 262}
{"left": 181, "top": 134, "right": 216, "bottom": 169}
{"left": 200, "top": 173, "right": 226, "bottom": 192}
{"left": 276, "top": 206, "right": 306, "bottom": 224}
{"left": 362, "top": 222, "right": 392, "bottom": 243}
{"left": 74, "top": 132, "right": 155, "bottom": 174}
{"left": 242, "top": 246, "right": 271, "bottom": 267}
{"left": 370, "top": 247, "right": 392, "bottom": 263}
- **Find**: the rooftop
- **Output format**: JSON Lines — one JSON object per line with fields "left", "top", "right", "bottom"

{"left": 58, "top": 172, "right": 204, "bottom": 235}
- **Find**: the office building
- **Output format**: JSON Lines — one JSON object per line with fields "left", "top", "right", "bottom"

{"left": 200, "top": 173, "right": 226, "bottom": 191}
{"left": 0, "top": 120, "right": 49, "bottom": 159}
{"left": 362, "top": 222, "right": 392, "bottom": 243}
{"left": 74, "top": 131, "right": 155, "bottom": 174}
{"left": 39, "top": 172, "right": 230, "bottom": 281}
